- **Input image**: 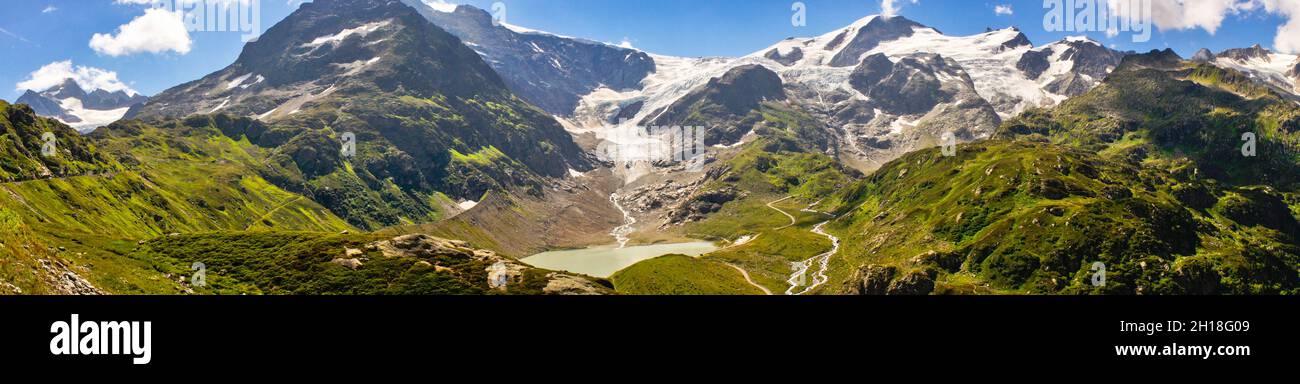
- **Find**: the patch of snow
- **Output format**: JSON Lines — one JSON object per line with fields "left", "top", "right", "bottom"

{"left": 242, "top": 75, "right": 265, "bottom": 89}
{"left": 421, "top": 0, "right": 458, "bottom": 13}
{"left": 302, "top": 20, "right": 392, "bottom": 50}
{"left": 1064, "top": 35, "right": 1101, "bottom": 46}
{"left": 256, "top": 107, "right": 278, "bottom": 120}
{"left": 1213, "top": 52, "right": 1300, "bottom": 96}
{"left": 332, "top": 56, "right": 383, "bottom": 77}
{"left": 458, "top": 200, "right": 478, "bottom": 210}
{"left": 209, "top": 97, "right": 231, "bottom": 113}
{"left": 226, "top": 73, "right": 253, "bottom": 90}
{"left": 889, "top": 116, "right": 916, "bottom": 135}
{"left": 53, "top": 97, "right": 131, "bottom": 133}
{"left": 501, "top": 22, "right": 576, "bottom": 40}
{"left": 732, "top": 235, "right": 754, "bottom": 246}
{"left": 567, "top": 168, "right": 585, "bottom": 178}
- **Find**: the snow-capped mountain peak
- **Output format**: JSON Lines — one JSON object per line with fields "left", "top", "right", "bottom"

{"left": 1209, "top": 44, "right": 1300, "bottom": 96}
{"left": 563, "top": 13, "right": 1131, "bottom": 174}
{"left": 399, "top": 1, "right": 655, "bottom": 116}
{"left": 15, "top": 78, "right": 148, "bottom": 132}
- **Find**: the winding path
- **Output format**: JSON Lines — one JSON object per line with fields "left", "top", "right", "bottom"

{"left": 726, "top": 263, "right": 773, "bottom": 295}
{"left": 767, "top": 196, "right": 797, "bottom": 229}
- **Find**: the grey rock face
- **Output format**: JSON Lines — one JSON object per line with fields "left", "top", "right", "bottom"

{"left": 1016, "top": 49, "right": 1052, "bottom": 80}
{"left": 401, "top": 1, "right": 655, "bottom": 116}
{"left": 47, "top": 79, "right": 87, "bottom": 100}
{"left": 764, "top": 46, "right": 804, "bottom": 66}
{"left": 845, "top": 265, "right": 895, "bottom": 295}
{"left": 886, "top": 270, "right": 935, "bottom": 295}
{"left": 15, "top": 90, "right": 76, "bottom": 122}
{"left": 848, "top": 53, "right": 894, "bottom": 90}
{"left": 132, "top": 0, "right": 510, "bottom": 121}
{"left": 1044, "top": 71, "right": 1094, "bottom": 96}
{"left": 829, "top": 16, "right": 925, "bottom": 67}
{"left": 1000, "top": 30, "right": 1032, "bottom": 51}
{"left": 83, "top": 89, "right": 149, "bottom": 110}
{"left": 850, "top": 53, "right": 973, "bottom": 116}
{"left": 1192, "top": 48, "right": 1215, "bottom": 62}
{"left": 642, "top": 64, "right": 786, "bottom": 145}
{"left": 1017, "top": 40, "right": 1126, "bottom": 95}
{"left": 1057, "top": 40, "right": 1127, "bottom": 83}
{"left": 1217, "top": 44, "right": 1271, "bottom": 61}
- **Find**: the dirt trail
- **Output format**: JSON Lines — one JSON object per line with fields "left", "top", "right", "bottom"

{"left": 767, "top": 196, "right": 796, "bottom": 229}
{"left": 726, "top": 263, "right": 773, "bottom": 295}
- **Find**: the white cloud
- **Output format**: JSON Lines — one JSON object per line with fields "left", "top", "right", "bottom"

{"left": 42, "top": 5, "right": 58, "bottom": 13}
{"left": 881, "top": 0, "right": 918, "bottom": 17}
{"left": 994, "top": 4, "right": 1013, "bottom": 16}
{"left": 1256, "top": 0, "right": 1300, "bottom": 54}
{"left": 1105, "top": 0, "right": 1300, "bottom": 54}
{"left": 1144, "top": 0, "right": 1253, "bottom": 34}
{"left": 15, "top": 60, "right": 138, "bottom": 96}
{"left": 89, "top": 8, "right": 192, "bottom": 56}
{"left": 617, "top": 38, "right": 635, "bottom": 49}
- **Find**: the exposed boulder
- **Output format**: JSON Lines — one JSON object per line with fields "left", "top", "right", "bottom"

{"left": 844, "top": 265, "right": 896, "bottom": 295}
{"left": 665, "top": 187, "right": 745, "bottom": 224}
{"left": 886, "top": 270, "right": 935, "bottom": 295}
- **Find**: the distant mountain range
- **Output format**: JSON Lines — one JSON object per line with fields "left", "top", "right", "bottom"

{"left": 15, "top": 79, "right": 148, "bottom": 132}
{"left": 1192, "top": 44, "right": 1300, "bottom": 99}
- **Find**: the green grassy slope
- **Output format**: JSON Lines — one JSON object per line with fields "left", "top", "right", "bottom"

{"left": 821, "top": 53, "right": 1300, "bottom": 295}
{"left": 0, "top": 105, "right": 356, "bottom": 294}
{"left": 611, "top": 255, "right": 765, "bottom": 295}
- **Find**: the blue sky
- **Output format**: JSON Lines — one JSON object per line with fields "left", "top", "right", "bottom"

{"left": 1, "top": 0, "right": 1294, "bottom": 100}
